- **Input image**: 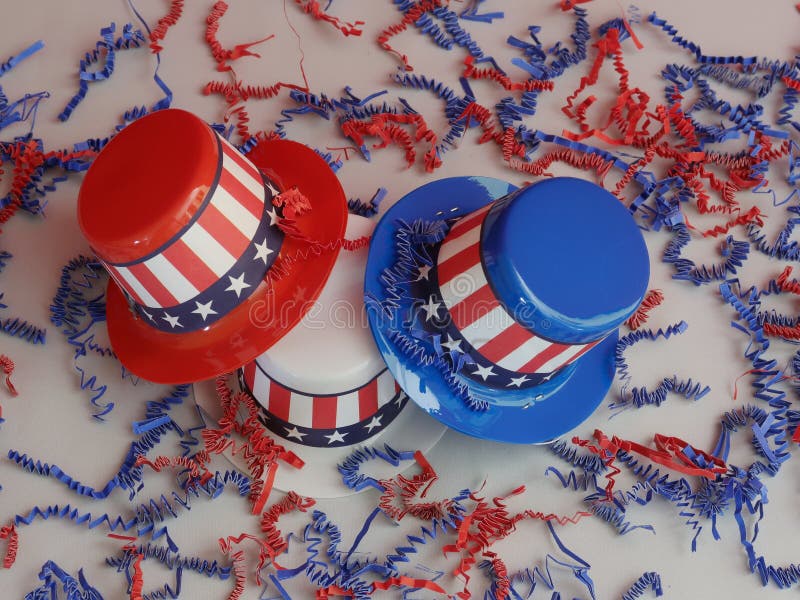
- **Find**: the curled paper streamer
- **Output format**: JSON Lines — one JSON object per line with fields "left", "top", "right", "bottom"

{"left": 347, "top": 188, "right": 387, "bottom": 218}
{"left": 149, "top": 0, "right": 184, "bottom": 53}
{"left": 624, "top": 289, "right": 664, "bottom": 331}
{"left": 663, "top": 227, "right": 749, "bottom": 286}
{"left": 49, "top": 256, "right": 116, "bottom": 419}
{"left": 338, "top": 444, "right": 417, "bottom": 492}
{"left": 0, "top": 354, "right": 17, "bottom": 396}
{"left": 109, "top": 538, "right": 233, "bottom": 600}
{"left": 203, "top": 377, "right": 304, "bottom": 514}
{"left": 545, "top": 466, "right": 654, "bottom": 519}
{"left": 377, "top": 0, "right": 448, "bottom": 72}
{"left": 205, "top": 1, "right": 275, "bottom": 72}
{"left": 622, "top": 572, "right": 663, "bottom": 599}
{"left": 613, "top": 321, "right": 710, "bottom": 411}
{"left": 58, "top": 23, "right": 147, "bottom": 122}
{"left": 292, "top": 0, "right": 364, "bottom": 37}
{"left": 340, "top": 112, "right": 441, "bottom": 171}
{"left": 443, "top": 486, "right": 591, "bottom": 599}
{"left": 8, "top": 386, "right": 190, "bottom": 500}
{"left": 260, "top": 491, "right": 315, "bottom": 567}
{"left": 24, "top": 561, "right": 103, "bottom": 600}
{"left": 1, "top": 523, "right": 18, "bottom": 568}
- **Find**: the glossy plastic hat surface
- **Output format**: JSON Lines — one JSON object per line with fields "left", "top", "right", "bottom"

{"left": 364, "top": 176, "right": 649, "bottom": 443}
{"left": 78, "top": 109, "right": 347, "bottom": 383}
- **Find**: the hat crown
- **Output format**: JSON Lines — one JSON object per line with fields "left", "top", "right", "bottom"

{"left": 480, "top": 177, "right": 649, "bottom": 344}
{"left": 78, "top": 109, "right": 219, "bottom": 265}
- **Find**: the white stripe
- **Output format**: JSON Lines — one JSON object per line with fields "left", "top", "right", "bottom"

{"left": 221, "top": 152, "right": 266, "bottom": 201}
{"left": 115, "top": 266, "right": 162, "bottom": 308}
{"left": 439, "top": 262, "right": 488, "bottom": 308}
{"left": 143, "top": 254, "right": 200, "bottom": 304}
{"left": 336, "top": 392, "right": 360, "bottom": 427}
{"left": 212, "top": 185, "right": 261, "bottom": 240}
{"left": 253, "top": 371, "right": 270, "bottom": 405}
{"left": 181, "top": 222, "right": 237, "bottom": 277}
{"left": 376, "top": 371, "right": 396, "bottom": 407}
{"left": 537, "top": 343, "right": 591, "bottom": 373}
{"left": 289, "top": 392, "right": 313, "bottom": 428}
{"left": 495, "top": 334, "right": 552, "bottom": 371}
{"left": 458, "top": 304, "right": 515, "bottom": 349}
{"left": 437, "top": 223, "right": 481, "bottom": 265}
{"left": 219, "top": 136, "right": 258, "bottom": 174}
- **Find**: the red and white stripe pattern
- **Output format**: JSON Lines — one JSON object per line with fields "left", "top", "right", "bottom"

{"left": 436, "top": 204, "right": 600, "bottom": 375}
{"left": 104, "top": 135, "right": 268, "bottom": 309}
{"left": 242, "top": 363, "right": 401, "bottom": 430}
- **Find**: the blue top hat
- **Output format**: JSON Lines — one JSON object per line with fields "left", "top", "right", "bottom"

{"left": 364, "top": 176, "right": 649, "bottom": 444}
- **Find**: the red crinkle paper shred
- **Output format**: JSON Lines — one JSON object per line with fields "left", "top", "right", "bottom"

{"left": 573, "top": 430, "right": 727, "bottom": 501}
{"left": 443, "top": 485, "right": 590, "bottom": 600}
{"left": 149, "top": 0, "right": 184, "bottom": 53}
{"left": 205, "top": 377, "right": 304, "bottom": 514}
{"left": 341, "top": 112, "right": 441, "bottom": 172}
{"left": 625, "top": 289, "right": 664, "bottom": 331}
{"left": 0, "top": 354, "right": 17, "bottom": 396}
{"left": 462, "top": 55, "right": 554, "bottom": 92}
{"left": 0, "top": 523, "right": 19, "bottom": 568}
{"left": 372, "top": 454, "right": 591, "bottom": 600}
{"left": 553, "top": 22, "right": 788, "bottom": 238}
{"left": 0, "top": 142, "right": 95, "bottom": 233}
{"left": 205, "top": 1, "right": 274, "bottom": 71}
{"left": 293, "top": 0, "right": 364, "bottom": 37}
{"left": 378, "top": 451, "right": 460, "bottom": 522}
{"left": 123, "top": 545, "right": 145, "bottom": 600}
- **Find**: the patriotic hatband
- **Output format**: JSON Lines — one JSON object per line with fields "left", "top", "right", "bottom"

{"left": 99, "top": 134, "right": 283, "bottom": 334}
{"left": 429, "top": 200, "right": 603, "bottom": 394}
{"left": 365, "top": 176, "right": 650, "bottom": 442}
{"left": 241, "top": 363, "right": 407, "bottom": 448}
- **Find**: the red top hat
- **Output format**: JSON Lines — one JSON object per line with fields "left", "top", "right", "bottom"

{"left": 78, "top": 109, "right": 347, "bottom": 383}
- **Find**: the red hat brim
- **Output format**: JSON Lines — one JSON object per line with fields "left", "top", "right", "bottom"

{"left": 105, "top": 139, "right": 347, "bottom": 384}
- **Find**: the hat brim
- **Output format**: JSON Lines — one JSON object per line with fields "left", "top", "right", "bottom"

{"left": 106, "top": 139, "right": 347, "bottom": 384}
{"left": 364, "top": 177, "right": 617, "bottom": 444}
{"left": 192, "top": 378, "right": 448, "bottom": 499}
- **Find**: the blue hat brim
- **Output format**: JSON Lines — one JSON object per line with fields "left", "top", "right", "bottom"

{"left": 364, "top": 176, "right": 617, "bottom": 444}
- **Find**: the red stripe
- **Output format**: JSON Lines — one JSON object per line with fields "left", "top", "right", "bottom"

{"left": 476, "top": 322, "right": 535, "bottom": 363}
{"left": 105, "top": 265, "right": 146, "bottom": 305}
{"left": 267, "top": 380, "right": 291, "bottom": 421}
{"left": 161, "top": 239, "right": 219, "bottom": 292}
{"left": 517, "top": 341, "right": 572, "bottom": 373}
{"left": 222, "top": 139, "right": 262, "bottom": 181}
{"left": 437, "top": 242, "right": 481, "bottom": 286}
{"left": 196, "top": 201, "right": 250, "bottom": 259}
{"left": 448, "top": 284, "right": 501, "bottom": 330}
{"left": 358, "top": 379, "right": 379, "bottom": 420}
{"left": 243, "top": 361, "right": 256, "bottom": 391}
{"left": 219, "top": 167, "right": 264, "bottom": 220}
{"left": 446, "top": 205, "right": 490, "bottom": 241}
{"left": 126, "top": 262, "right": 179, "bottom": 307}
{"left": 312, "top": 397, "right": 337, "bottom": 429}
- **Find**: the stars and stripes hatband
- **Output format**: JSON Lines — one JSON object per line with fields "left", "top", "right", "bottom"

{"left": 432, "top": 202, "right": 604, "bottom": 385}
{"left": 240, "top": 361, "right": 408, "bottom": 448}
{"left": 98, "top": 134, "right": 285, "bottom": 333}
